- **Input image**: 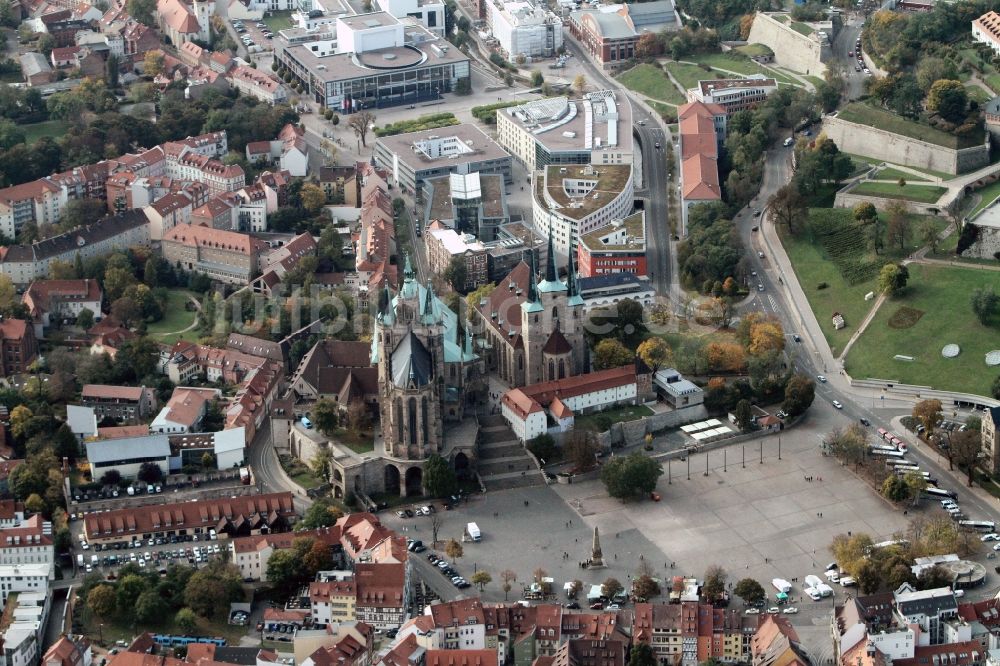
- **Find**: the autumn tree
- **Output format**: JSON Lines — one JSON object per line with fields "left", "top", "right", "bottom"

{"left": 705, "top": 342, "right": 745, "bottom": 373}
{"left": 563, "top": 430, "right": 598, "bottom": 472}
{"left": 471, "top": 570, "right": 492, "bottom": 591}
{"left": 593, "top": 338, "right": 633, "bottom": 370}
{"left": 637, "top": 337, "right": 672, "bottom": 372}
{"left": 445, "top": 538, "right": 464, "bottom": 563}
{"left": 702, "top": 565, "right": 727, "bottom": 600}
{"left": 632, "top": 575, "right": 659, "bottom": 600}
{"left": 601, "top": 577, "right": 623, "bottom": 599}
{"left": 143, "top": 50, "right": 164, "bottom": 76}
{"left": 301, "top": 183, "right": 326, "bottom": 214}
{"left": 635, "top": 32, "right": 663, "bottom": 58}
{"left": 748, "top": 320, "right": 784, "bottom": 356}
{"left": 768, "top": 184, "right": 807, "bottom": 234}
{"left": 738, "top": 13, "right": 755, "bottom": 39}
{"left": 573, "top": 74, "right": 587, "bottom": 96}
{"left": 500, "top": 569, "right": 517, "bottom": 600}
{"left": 927, "top": 79, "right": 968, "bottom": 123}
{"left": 950, "top": 430, "right": 982, "bottom": 486}
{"left": 886, "top": 201, "right": 910, "bottom": 250}
{"left": 913, "top": 399, "right": 943, "bottom": 434}
{"left": 88, "top": 584, "right": 117, "bottom": 617}
{"left": 347, "top": 110, "right": 376, "bottom": 147}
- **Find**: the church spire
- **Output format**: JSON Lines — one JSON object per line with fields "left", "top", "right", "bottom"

{"left": 403, "top": 253, "right": 414, "bottom": 282}
{"left": 544, "top": 231, "right": 557, "bottom": 283}
{"left": 566, "top": 243, "right": 583, "bottom": 307}
{"left": 538, "top": 229, "right": 567, "bottom": 294}
{"left": 381, "top": 281, "right": 395, "bottom": 324}
{"left": 421, "top": 280, "right": 436, "bottom": 324}
{"left": 522, "top": 252, "right": 543, "bottom": 313}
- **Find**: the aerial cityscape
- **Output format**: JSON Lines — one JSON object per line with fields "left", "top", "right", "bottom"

{"left": 0, "top": 1, "right": 999, "bottom": 666}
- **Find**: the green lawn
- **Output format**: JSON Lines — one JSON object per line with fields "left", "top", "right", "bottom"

{"left": 837, "top": 103, "right": 982, "bottom": 150}
{"left": 851, "top": 181, "right": 946, "bottom": 203}
{"left": 985, "top": 73, "right": 1000, "bottom": 95}
{"left": 684, "top": 53, "right": 796, "bottom": 85}
{"left": 969, "top": 179, "right": 1000, "bottom": 218}
{"left": 803, "top": 75, "right": 825, "bottom": 89}
{"left": 645, "top": 99, "right": 678, "bottom": 122}
{"left": 278, "top": 453, "right": 324, "bottom": 489}
{"left": 773, "top": 14, "right": 788, "bottom": 22}
{"left": 617, "top": 64, "right": 686, "bottom": 105}
{"left": 844, "top": 263, "right": 1000, "bottom": 395}
{"left": 965, "top": 84, "right": 993, "bottom": 104}
{"left": 80, "top": 604, "right": 247, "bottom": 649}
{"left": 780, "top": 209, "right": 947, "bottom": 356}
{"left": 664, "top": 62, "right": 715, "bottom": 92}
{"left": 331, "top": 428, "right": 375, "bottom": 454}
{"left": 575, "top": 404, "right": 653, "bottom": 432}
{"left": 790, "top": 21, "right": 813, "bottom": 36}
{"left": 873, "top": 166, "right": 928, "bottom": 182}
{"left": 736, "top": 43, "right": 773, "bottom": 57}
{"left": 147, "top": 291, "right": 199, "bottom": 343}
{"left": 22, "top": 120, "right": 69, "bottom": 144}
{"left": 261, "top": 10, "right": 293, "bottom": 32}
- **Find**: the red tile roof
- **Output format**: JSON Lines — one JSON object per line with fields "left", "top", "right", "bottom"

{"left": 425, "top": 652, "right": 497, "bottom": 666}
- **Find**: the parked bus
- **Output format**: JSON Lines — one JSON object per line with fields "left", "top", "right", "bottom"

{"left": 958, "top": 520, "right": 996, "bottom": 532}
{"left": 870, "top": 444, "right": 898, "bottom": 453}
{"left": 869, "top": 449, "right": 906, "bottom": 459}
{"left": 924, "top": 487, "right": 957, "bottom": 499}
{"left": 886, "top": 459, "right": 917, "bottom": 468}
{"left": 879, "top": 428, "right": 908, "bottom": 451}
{"left": 894, "top": 469, "right": 937, "bottom": 484}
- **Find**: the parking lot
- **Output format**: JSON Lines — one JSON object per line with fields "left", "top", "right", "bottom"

{"left": 73, "top": 530, "right": 230, "bottom": 578}
{"left": 230, "top": 17, "right": 274, "bottom": 53}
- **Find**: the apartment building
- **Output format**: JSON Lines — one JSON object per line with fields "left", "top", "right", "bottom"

{"left": 686, "top": 75, "right": 778, "bottom": 116}
{"left": 161, "top": 224, "right": 266, "bottom": 284}
{"left": 0, "top": 319, "right": 38, "bottom": 378}
{"left": 80, "top": 384, "right": 155, "bottom": 421}
{"left": 576, "top": 211, "right": 646, "bottom": 278}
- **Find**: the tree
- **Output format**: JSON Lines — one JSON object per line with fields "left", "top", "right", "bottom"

{"left": 913, "top": 399, "right": 943, "bottom": 434}
{"left": 856, "top": 560, "right": 882, "bottom": 594}
{"left": 301, "top": 183, "right": 326, "bottom": 214}
{"left": 135, "top": 589, "right": 167, "bottom": 623}
{"left": 633, "top": 574, "right": 659, "bottom": 600}
{"left": 298, "top": 499, "right": 342, "bottom": 529}
{"left": 783, "top": 374, "right": 815, "bottom": 416}
{"left": 137, "top": 461, "right": 162, "bottom": 484}
{"left": 917, "top": 565, "right": 953, "bottom": 590}
{"left": 916, "top": 57, "right": 958, "bottom": 93}
{"left": 903, "top": 470, "right": 927, "bottom": 506}
{"left": 266, "top": 549, "right": 304, "bottom": 591}
{"left": 143, "top": 50, "right": 164, "bottom": 76}
{"left": 927, "top": 79, "right": 968, "bottom": 123}
{"left": 886, "top": 201, "right": 910, "bottom": 250}
{"left": 24, "top": 494, "right": 45, "bottom": 514}
{"left": 175, "top": 608, "right": 198, "bottom": 634}
{"left": 635, "top": 32, "right": 663, "bottom": 58}
{"left": 637, "top": 338, "right": 672, "bottom": 372}
{"left": 347, "top": 110, "right": 376, "bottom": 147}
{"left": 920, "top": 220, "right": 939, "bottom": 253}
{"left": 951, "top": 430, "right": 982, "bottom": 486}
{"left": 443, "top": 256, "right": 468, "bottom": 293}
{"left": 881, "top": 474, "right": 910, "bottom": 502}
{"left": 593, "top": 338, "right": 633, "bottom": 370}
{"left": 734, "top": 577, "right": 766, "bottom": 604}
{"left": 423, "top": 454, "right": 458, "bottom": 498}
{"left": 530, "top": 70, "right": 544, "bottom": 87}
{"left": 748, "top": 320, "right": 784, "bottom": 356}
{"left": 563, "top": 430, "right": 597, "bottom": 472}
{"left": 116, "top": 573, "right": 148, "bottom": 610}
{"left": 601, "top": 452, "right": 663, "bottom": 501}
{"left": 877, "top": 263, "right": 909, "bottom": 296}
{"left": 77, "top": 308, "right": 95, "bottom": 330}
{"left": 768, "top": 184, "right": 807, "bottom": 234}
{"left": 185, "top": 565, "right": 243, "bottom": 617}
{"left": 445, "top": 538, "right": 463, "bottom": 563}
{"left": 703, "top": 565, "right": 727, "bottom": 600}
{"left": 9, "top": 405, "right": 32, "bottom": 442}
{"left": 601, "top": 577, "right": 623, "bottom": 599}
{"left": 111, "top": 297, "right": 142, "bottom": 328}
{"left": 500, "top": 569, "right": 517, "bottom": 601}
{"left": 628, "top": 643, "right": 657, "bottom": 666}
{"left": 87, "top": 584, "right": 117, "bottom": 617}
{"left": 302, "top": 539, "right": 335, "bottom": 577}
{"left": 471, "top": 570, "right": 492, "bottom": 591}
{"left": 734, "top": 399, "right": 753, "bottom": 433}
{"left": 310, "top": 448, "right": 332, "bottom": 481}
{"left": 573, "top": 74, "right": 587, "bottom": 96}
{"left": 971, "top": 287, "right": 999, "bottom": 325}
{"left": 312, "top": 398, "right": 339, "bottom": 435}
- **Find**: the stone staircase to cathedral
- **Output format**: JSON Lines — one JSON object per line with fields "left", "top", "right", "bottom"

{"left": 477, "top": 415, "right": 545, "bottom": 491}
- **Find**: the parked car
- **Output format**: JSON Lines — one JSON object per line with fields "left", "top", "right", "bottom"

{"left": 832, "top": 400, "right": 843, "bottom": 409}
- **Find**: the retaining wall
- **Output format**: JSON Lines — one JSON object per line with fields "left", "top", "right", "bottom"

{"left": 746, "top": 13, "right": 827, "bottom": 75}
{"left": 595, "top": 405, "right": 709, "bottom": 448}
{"left": 833, "top": 183, "right": 945, "bottom": 215}
{"left": 822, "top": 115, "right": 990, "bottom": 175}
{"left": 961, "top": 223, "right": 1000, "bottom": 259}
{"left": 851, "top": 378, "right": 1000, "bottom": 409}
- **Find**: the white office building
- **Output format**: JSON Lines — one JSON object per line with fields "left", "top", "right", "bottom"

{"left": 486, "top": 0, "right": 563, "bottom": 59}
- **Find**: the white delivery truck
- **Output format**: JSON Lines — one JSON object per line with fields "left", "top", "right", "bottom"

{"left": 466, "top": 522, "right": 481, "bottom": 542}
{"left": 771, "top": 578, "right": 792, "bottom": 594}
{"left": 815, "top": 583, "right": 834, "bottom": 597}
{"left": 76, "top": 554, "right": 84, "bottom": 568}
{"left": 804, "top": 575, "right": 823, "bottom": 589}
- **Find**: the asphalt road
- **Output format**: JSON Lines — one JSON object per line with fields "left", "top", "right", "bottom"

{"left": 831, "top": 19, "right": 869, "bottom": 102}
{"left": 247, "top": 419, "right": 311, "bottom": 513}
{"left": 635, "top": 122, "right": 671, "bottom": 295}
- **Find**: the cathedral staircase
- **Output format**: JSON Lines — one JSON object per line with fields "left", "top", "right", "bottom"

{"left": 477, "top": 415, "right": 545, "bottom": 491}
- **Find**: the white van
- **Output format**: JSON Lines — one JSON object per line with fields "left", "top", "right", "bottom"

{"left": 783, "top": 137, "right": 794, "bottom": 147}
{"left": 301, "top": 416, "right": 313, "bottom": 429}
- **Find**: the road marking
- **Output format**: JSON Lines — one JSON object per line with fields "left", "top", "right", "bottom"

{"left": 769, "top": 295, "right": 778, "bottom": 311}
